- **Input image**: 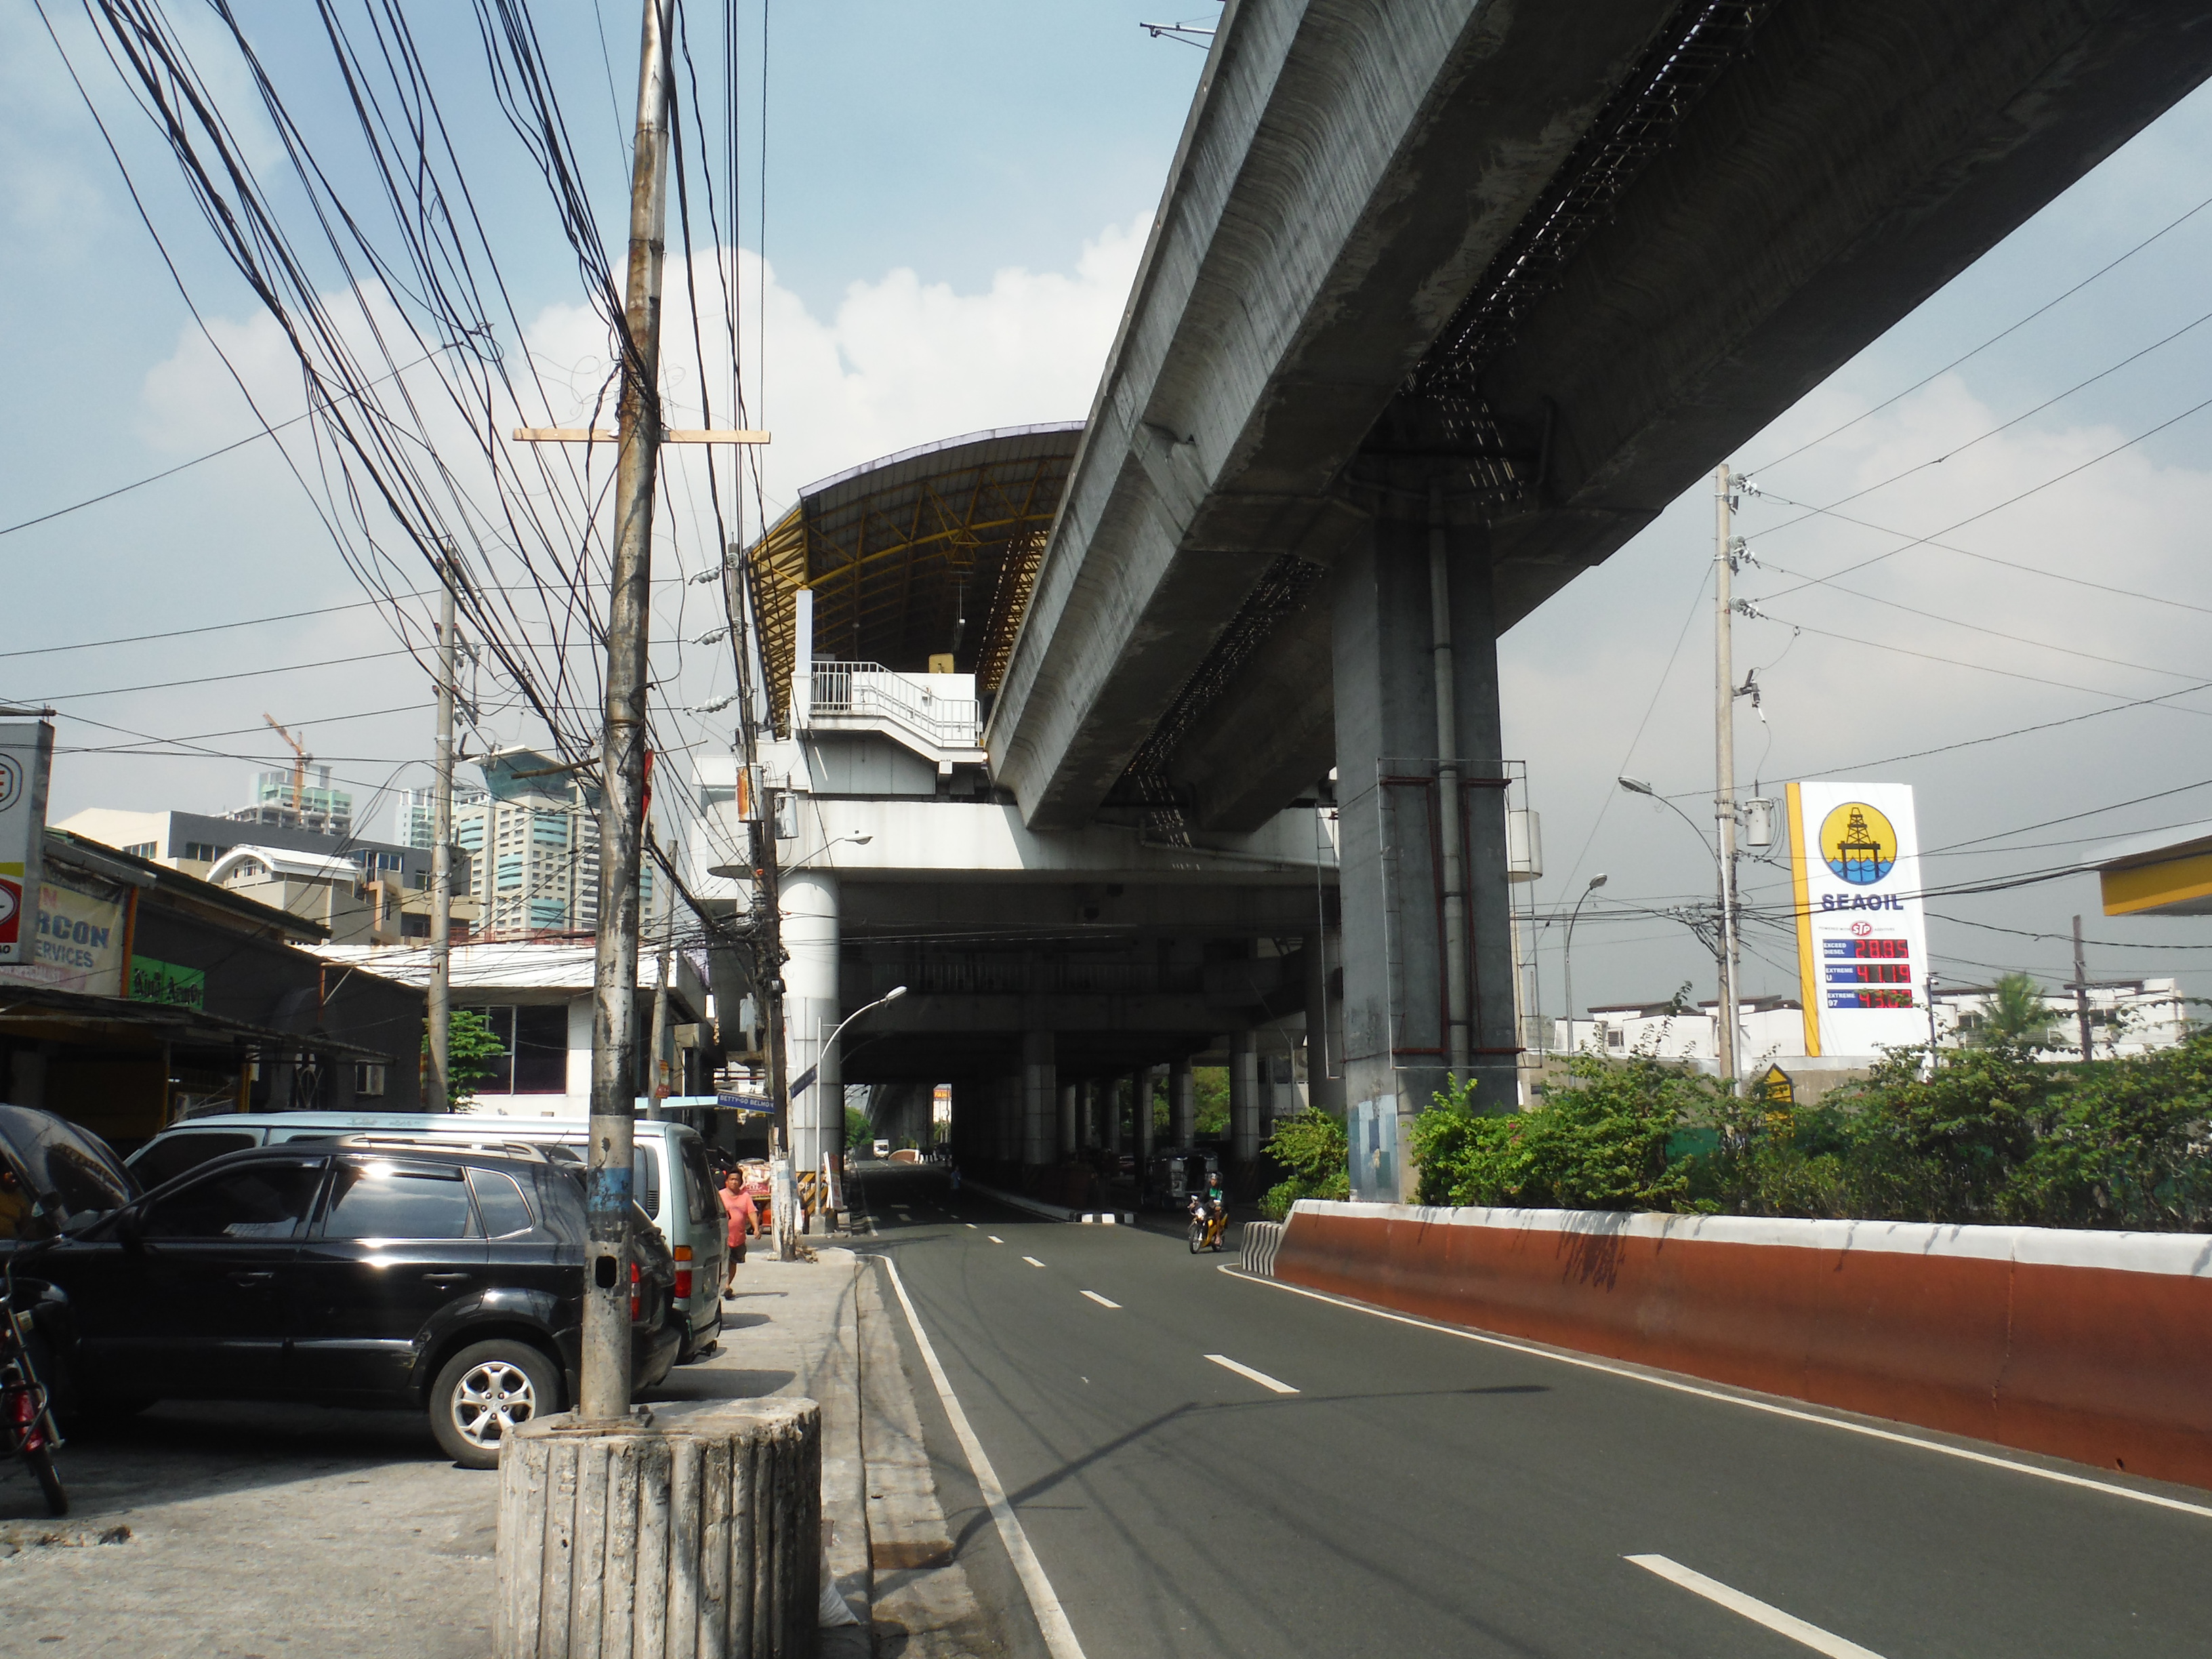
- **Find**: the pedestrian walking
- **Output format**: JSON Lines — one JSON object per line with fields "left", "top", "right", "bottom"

{"left": 719, "top": 1172, "right": 756, "bottom": 1298}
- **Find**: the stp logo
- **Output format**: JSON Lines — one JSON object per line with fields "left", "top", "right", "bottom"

{"left": 1850, "top": 920, "right": 1872, "bottom": 937}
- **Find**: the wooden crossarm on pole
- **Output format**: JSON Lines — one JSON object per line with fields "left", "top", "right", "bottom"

{"left": 512, "top": 426, "right": 770, "bottom": 445}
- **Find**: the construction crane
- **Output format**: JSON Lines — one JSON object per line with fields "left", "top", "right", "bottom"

{"left": 264, "top": 715, "right": 310, "bottom": 817}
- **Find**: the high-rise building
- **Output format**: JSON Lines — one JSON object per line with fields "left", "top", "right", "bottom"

{"left": 234, "top": 764, "right": 354, "bottom": 838}
{"left": 396, "top": 784, "right": 487, "bottom": 851}
{"left": 456, "top": 749, "right": 660, "bottom": 941}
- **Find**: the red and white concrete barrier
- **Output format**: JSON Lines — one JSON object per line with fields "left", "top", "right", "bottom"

{"left": 1277, "top": 1200, "right": 2212, "bottom": 1490}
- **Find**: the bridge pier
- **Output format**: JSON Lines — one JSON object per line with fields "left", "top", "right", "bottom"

{"left": 781, "top": 869, "right": 841, "bottom": 1193}
{"left": 1230, "top": 1031, "right": 1260, "bottom": 1167}
{"left": 1169, "top": 1058, "right": 1195, "bottom": 1147}
{"left": 1021, "top": 1031, "right": 1055, "bottom": 1168}
{"left": 1330, "top": 497, "right": 1518, "bottom": 1200}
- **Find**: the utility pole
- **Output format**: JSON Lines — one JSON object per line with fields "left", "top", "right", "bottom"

{"left": 648, "top": 934, "right": 672, "bottom": 1115}
{"left": 426, "top": 546, "right": 457, "bottom": 1113}
{"left": 581, "top": 0, "right": 675, "bottom": 1425}
{"left": 2072, "top": 914, "right": 2093, "bottom": 1060}
{"left": 1714, "top": 463, "right": 1743, "bottom": 1094}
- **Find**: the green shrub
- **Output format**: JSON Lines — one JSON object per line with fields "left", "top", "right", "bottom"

{"left": 1258, "top": 1108, "right": 1351, "bottom": 1219}
{"left": 1411, "top": 1055, "right": 1714, "bottom": 1211}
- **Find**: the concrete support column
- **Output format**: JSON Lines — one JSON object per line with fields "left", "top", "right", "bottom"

{"left": 1170, "top": 1058, "right": 1195, "bottom": 1147}
{"left": 780, "top": 869, "right": 840, "bottom": 1189}
{"left": 1303, "top": 927, "right": 1345, "bottom": 1116}
{"left": 1105, "top": 1074, "right": 1124, "bottom": 1155}
{"left": 1230, "top": 1030, "right": 1260, "bottom": 1165}
{"left": 1077, "top": 1078, "right": 1096, "bottom": 1149}
{"left": 997, "top": 1073, "right": 1022, "bottom": 1166}
{"left": 1057, "top": 1080, "right": 1079, "bottom": 1160}
{"left": 1136, "top": 1069, "right": 1155, "bottom": 1162}
{"left": 1331, "top": 495, "right": 1516, "bottom": 1199}
{"left": 1021, "top": 1031, "right": 1055, "bottom": 1168}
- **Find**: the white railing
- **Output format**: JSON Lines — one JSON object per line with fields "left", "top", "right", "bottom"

{"left": 806, "top": 662, "right": 980, "bottom": 749}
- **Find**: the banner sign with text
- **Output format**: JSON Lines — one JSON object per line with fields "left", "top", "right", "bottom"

{"left": 1786, "top": 781, "right": 1930, "bottom": 1057}
{"left": 0, "top": 865, "right": 126, "bottom": 996}
{"left": 0, "top": 722, "right": 54, "bottom": 966}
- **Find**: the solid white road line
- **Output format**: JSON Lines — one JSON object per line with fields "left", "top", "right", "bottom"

{"left": 1204, "top": 1353, "right": 1298, "bottom": 1395}
{"left": 1080, "top": 1291, "right": 1120, "bottom": 1309}
{"left": 879, "top": 1256, "right": 1088, "bottom": 1659}
{"left": 1626, "top": 1556, "right": 1886, "bottom": 1659}
{"left": 988, "top": 1235, "right": 1004, "bottom": 1244}
{"left": 1023, "top": 1256, "right": 1046, "bottom": 1267}
{"left": 1221, "top": 1266, "right": 2212, "bottom": 1523}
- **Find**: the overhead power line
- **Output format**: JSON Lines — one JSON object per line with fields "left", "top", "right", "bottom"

{"left": 1748, "top": 184, "right": 2212, "bottom": 476}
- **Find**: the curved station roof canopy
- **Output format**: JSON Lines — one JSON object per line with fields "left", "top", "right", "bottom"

{"left": 747, "top": 422, "right": 1081, "bottom": 721}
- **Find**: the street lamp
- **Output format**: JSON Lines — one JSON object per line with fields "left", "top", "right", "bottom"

{"left": 1562, "top": 874, "right": 1607, "bottom": 1057}
{"left": 790, "top": 985, "right": 907, "bottom": 1242}
{"left": 708, "top": 832, "right": 872, "bottom": 881}
{"left": 1618, "top": 775, "right": 1740, "bottom": 1090}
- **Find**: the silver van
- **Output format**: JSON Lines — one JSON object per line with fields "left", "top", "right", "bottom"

{"left": 126, "top": 1112, "right": 729, "bottom": 1360}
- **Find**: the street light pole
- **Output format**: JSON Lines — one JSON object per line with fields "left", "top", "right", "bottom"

{"left": 580, "top": 0, "right": 675, "bottom": 1425}
{"left": 785, "top": 985, "right": 905, "bottom": 1244}
{"left": 1561, "top": 874, "right": 1607, "bottom": 1057}
{"left": 1620, "top": 775, "right": 1743, "bottom": 1084}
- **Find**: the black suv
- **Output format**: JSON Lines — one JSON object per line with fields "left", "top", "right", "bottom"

{"left": 21, "top": 1143, "right": 680, "bottom": 1467}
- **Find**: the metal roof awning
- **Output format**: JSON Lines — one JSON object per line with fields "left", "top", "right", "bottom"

{"left": 0, "top": 984, "right": 396, "bottom": 1063}
{"left": 748, "top": 423, "right": 1082, "bottom": 717}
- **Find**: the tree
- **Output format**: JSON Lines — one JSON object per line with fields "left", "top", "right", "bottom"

{"left": 1971, "top": 972, "right": 2057, "bottom": 1050}
{"left": 426, "top": 1009, "right": 507, "bottom": 1111}
{"left": 1259, "top": 1108, "right": 1350, "bottom": 1219}
{"left": 846, "top": 1106, "right": 874, "bottom": 1153}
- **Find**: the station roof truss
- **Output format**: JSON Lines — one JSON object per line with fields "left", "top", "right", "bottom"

{"left": 749, "top": 423, "right": 1081, "bottom": 720}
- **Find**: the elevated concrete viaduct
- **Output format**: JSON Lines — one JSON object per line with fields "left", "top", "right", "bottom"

{"left": 979, "top": 0, "right": 2212, "bottom": 1192}
{"left": 705, "top": 1, "right": 2212, "bottom": 1207}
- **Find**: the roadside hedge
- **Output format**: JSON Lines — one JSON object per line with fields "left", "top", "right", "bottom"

{"left": 1404, "top": 1036, "right": 2212, "bottom": 1231}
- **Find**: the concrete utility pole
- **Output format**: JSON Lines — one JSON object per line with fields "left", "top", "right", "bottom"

{"left": 426, "top": 548, "right": 457, "bottom": 1113}
{"left": 1713, "top": 464, "right": 1743, "bottom": 1095}
{"left": 581, "top": 0, "right": 675, "bottom": 1425}
{"left": 648, "top": 936, "right": 672, "bottom": 1115}
{"left": 2072, "top": 915, "right": 2093, "bottom": 1060}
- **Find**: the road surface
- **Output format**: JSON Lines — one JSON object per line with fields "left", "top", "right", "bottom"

{"left": 855, "top": 1164, "right": 2209, "bottom": 1659}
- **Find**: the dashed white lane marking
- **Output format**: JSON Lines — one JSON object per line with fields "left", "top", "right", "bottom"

{"left": 880, "top": 1258, "right": 1088, "bottom": 1659}
{"left": 1080, "top": 1291, "right": 1120, "bottom": 1309}
{"left": 1626, "top": 1556, "right": 1885, "bottom": 1658}
{"left": 1022, "top": 1256, "right": 1046, "bottom": 1267}
{"left": 1204, "top": 1353, "right": 1298, "bottom": 1395}
{"left": 987, "top": 1235, "right": 1004, "bottom": 1244}
{"left": 965, "top": 1223, "right": 978, "bottom": 1229}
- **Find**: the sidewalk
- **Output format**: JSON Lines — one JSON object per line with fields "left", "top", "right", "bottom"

{"left": 0, "top": 1248, "right": 885, "bottom": 1657}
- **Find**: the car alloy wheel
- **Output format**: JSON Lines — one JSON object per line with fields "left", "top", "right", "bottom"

{"left": 430, "top": 1339, "right": 562, "bottom": 1469}
{"left": 452, "top": 1357, "right": 537, "bottom": 1450}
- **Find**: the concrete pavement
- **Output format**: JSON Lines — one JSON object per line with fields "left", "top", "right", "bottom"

{"left": 860, "top": 1164, "right": 2212, "bottom": 1658}
{"left": 0, "top": 1248, "right": 889, "bottom": 1658}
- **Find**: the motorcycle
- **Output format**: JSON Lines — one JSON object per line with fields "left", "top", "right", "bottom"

{"left": 3, "top": 1240, "right": 66, "bottom": 1517}
{"left": 1187, "top": 1193, "right": 1228, "bottom": 1254}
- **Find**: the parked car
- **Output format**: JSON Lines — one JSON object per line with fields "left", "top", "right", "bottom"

{"left": 19, "top": 1142, "right": 680, "bottom": 1468}
{"left": 129, "top": 1112, "right": 728, "bottom": 1361}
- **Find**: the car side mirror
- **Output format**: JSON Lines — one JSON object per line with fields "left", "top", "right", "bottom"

{"left": 113, "top": 1208, "right": 146, "bottom": 1250}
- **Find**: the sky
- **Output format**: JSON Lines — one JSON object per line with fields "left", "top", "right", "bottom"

{"left": 5, "top": 1, "right": 2212, "bottom": 1021}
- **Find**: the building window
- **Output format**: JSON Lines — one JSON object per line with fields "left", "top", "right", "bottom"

{"left": 123, "top": 841, "right": 157, "bottom": 859}
{"left": 355, "top": 1062, "right": 387, "bottom": 1097}
{"left": 401, "top": 912, "right": 430, "bottom": 938}
{"left": 182, "top": 841, "right": 228, "bottom": 863}
{"left": 459, "top": 1004, "right": 569, "bottom": 1094}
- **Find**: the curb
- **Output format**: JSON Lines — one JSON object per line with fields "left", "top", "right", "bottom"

{"left": 962, "top": 1180, "right": 1135, "bottom": 1227}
